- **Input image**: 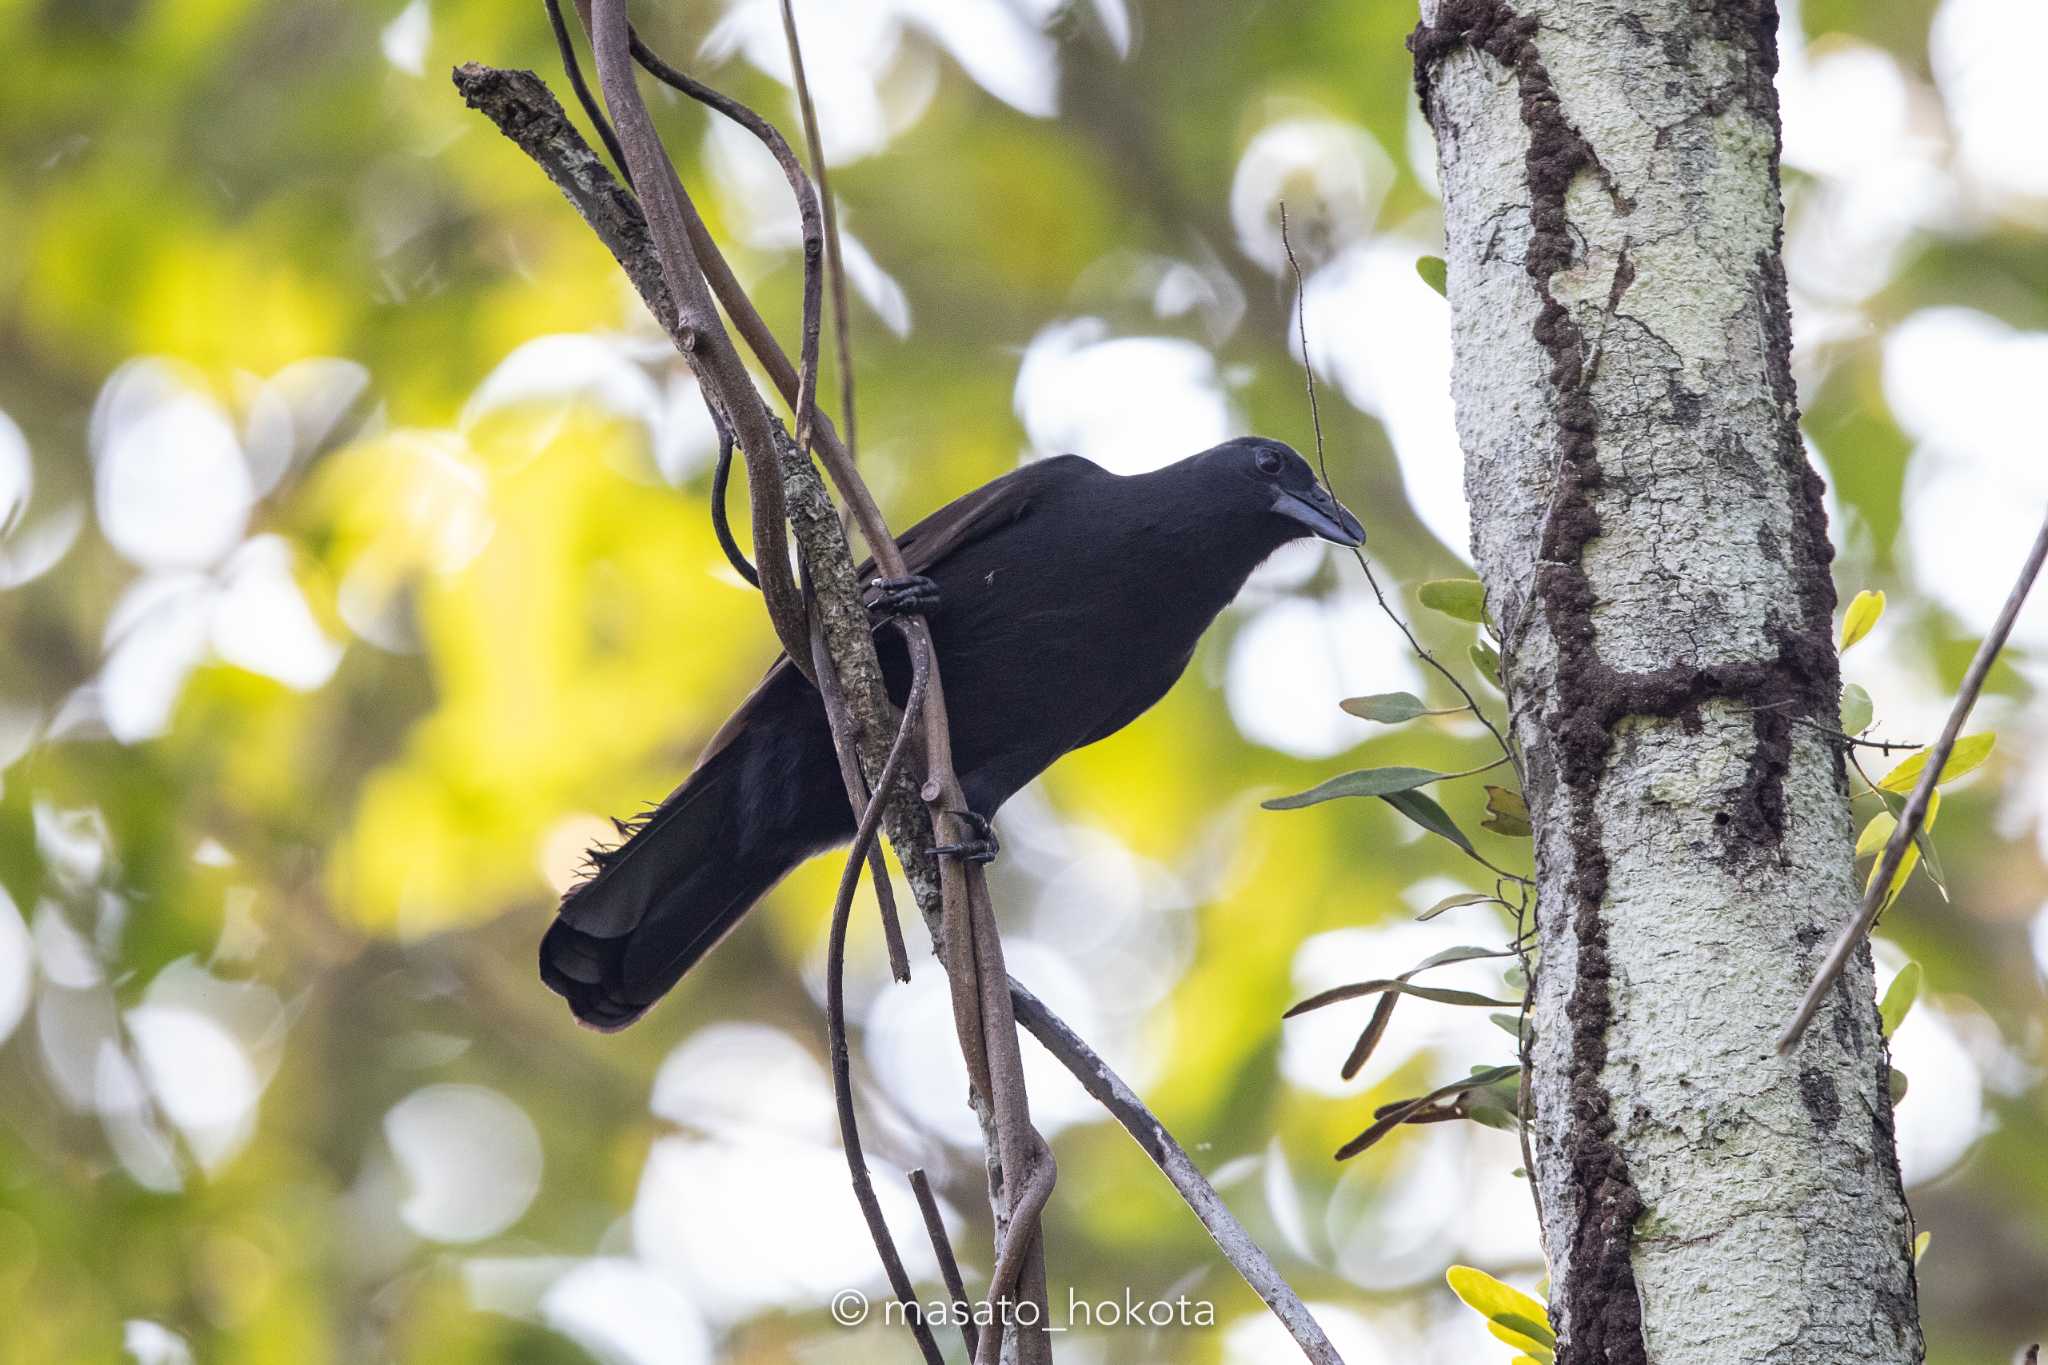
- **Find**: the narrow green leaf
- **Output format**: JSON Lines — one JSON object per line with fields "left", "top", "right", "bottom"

{"left": 1340, "top": 691, "right": 1436, "bottom": 723}
{"left": 1913, "top": 1230, "right": 1930, "bottom": 1264}
{"left": 1339, "top": 993, "right": 1400, "bottom": 1081}
{"left": 1263, "top": 765, "right": 1448, "bottom": 810}
{"left": 1470, "top": 640, "right": 1503, "bottom": 689}
{"left": 1879, "top": 962, "right": 1922, "bottom": 1037}
{"left": 1839, "top": 683, "right": 1873, "bottom": 736}
{"left": 1416, "top": 254, "right": 1449, "bottom": 297}
{"left": 1839, "top": 589, "right": 1885, "bottom": 653}
{"left": 1284, "top": 978, "right": 1522, "bottom": 1018}
{"left": 1490, "top": 1011, "right": 1524, "bottom": 1040}
{"left": 1381, "top": 788, "right": 1478, "bottom": 858}
{"left": 1338, "top": 1068, "right": 1521, "bottom": 1160}
{"left": 1419, "top": 577, "right": 1489, "bottom": 625}
{"left": 1418, "top": 891, "right": 1493, "bottom": 920}
{"left": 1876, "top": 733, "right": 1995, "bottom": 793}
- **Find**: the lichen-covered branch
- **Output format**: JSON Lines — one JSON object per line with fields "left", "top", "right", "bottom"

{"left": 1411, "top": 0, "right": 1923, "bottom": 1359}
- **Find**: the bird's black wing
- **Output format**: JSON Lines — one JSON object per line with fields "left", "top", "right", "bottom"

{"left": 691, "top": 457, "right": 1072, "bottom": 769}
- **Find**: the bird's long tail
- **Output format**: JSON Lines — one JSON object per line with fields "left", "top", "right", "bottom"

{"left": 540, "top": 691, "right": 842, "bottom": 1030}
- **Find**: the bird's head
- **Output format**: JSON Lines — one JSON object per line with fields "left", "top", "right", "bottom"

{"left": 1211, "top": 437, "right": 1366, "bottom": 548}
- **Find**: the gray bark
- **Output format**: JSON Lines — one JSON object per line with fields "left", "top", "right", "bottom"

{"left": 1411, "top": 2, "right": 1923, "bottom": 1361}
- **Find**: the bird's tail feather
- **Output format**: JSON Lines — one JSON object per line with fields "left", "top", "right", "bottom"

{"left": 541, "top": 744, "right": 796, "bottom": 1031}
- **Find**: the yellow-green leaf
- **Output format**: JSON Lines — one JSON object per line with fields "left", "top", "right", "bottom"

{"left": 1416, "top": 255, "right": 1449, "bottom": 297}
{"left": 1855, "top": 811, "right": 1897, "bottom": 859}
{"left": 1876, "top": 733, "right": 1994, "bottom": 793}
{"left": 1471, "top": 641, "right": 1503, "bottom": 689}
{"left": 1488, "top": 1320, "right": 1556, "bottom": 1363}
{"left": 1913, "top": 1230, "right": 1930, "bottom": 1263}
{"left": 1839, "top": 683, "right": 1873, "bottom": 736}
{"left": 1447, "top": 1266, "right": 1555, "bottom": 1353}
{"left": 1879, "top": 962, "right": 1922, "bottom": 1037}
{"left": 1867, "top": 840, "right": 1922, "bottom": 911}
{"left": 1839, "top": 589, "right": 1885, "bottom": 653}
{"left": 1419, "top": 578, "right": 1489, "bottom": 625}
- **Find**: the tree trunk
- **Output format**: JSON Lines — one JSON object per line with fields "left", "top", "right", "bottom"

{"left": 1411, "top": 2, "right": 1924, "bottom": 1361}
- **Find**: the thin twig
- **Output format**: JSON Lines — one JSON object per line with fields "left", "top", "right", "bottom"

{"left": 627, "top": 30, "right": 825, "bottom": 457}
{"left": 1779, "top": 507, "right": 2048, "bottom": 1052}
{"left": 779, "top": 0, "right": 861, "bottom": 467}
{"left": 1788, "top": 714, "right": 1921, "bottom": 753}
{"left": 1277, "top": 204, "right": 1519, "bottom": 773}
{"left": 823, "top": 632, "right": 940, "bottom": 1362}
{"left": 1009, "top": 979, "right": 1346, "bottom": 1365}
{"left": 909, "top": 1168, "right": 979, "bottom": 1360}
{"left": 811, "top": 607, "right": 912, "bottom": 981}
{"left": 542, "top": 0, "right": 631, "bottom": 184}
{"left": 582, "top": 1, "right": 812, "bottom": 671}
{"left": 708, "top": 413, "right": 759, "bottom": 586}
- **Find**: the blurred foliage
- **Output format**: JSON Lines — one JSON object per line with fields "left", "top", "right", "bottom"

{"left": 2, "top": 1, "right": 2046, "bottom": 1364}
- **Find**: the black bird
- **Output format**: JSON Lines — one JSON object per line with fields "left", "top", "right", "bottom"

{"left": 542, "top": 436, "right": 1365, "bottom": 1029}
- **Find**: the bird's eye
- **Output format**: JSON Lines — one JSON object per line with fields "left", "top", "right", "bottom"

{"left": 1255, "top": 449, "right": 1284, "bottom": 476}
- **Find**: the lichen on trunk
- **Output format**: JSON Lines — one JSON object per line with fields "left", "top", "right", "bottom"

{"left": 1410, "top": 1, "right": 1924, "bottom": 1360}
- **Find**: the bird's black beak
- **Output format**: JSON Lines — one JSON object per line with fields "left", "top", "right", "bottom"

{"left": 1272, "top": 484, "right": 1366, "bottom": 547}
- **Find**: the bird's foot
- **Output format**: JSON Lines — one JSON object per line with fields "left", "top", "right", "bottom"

{"left": 868, "top": 574, "right": 940, "bottom": 620}
{"left": 934, "top": 810, "right": 999, "bottom": 865}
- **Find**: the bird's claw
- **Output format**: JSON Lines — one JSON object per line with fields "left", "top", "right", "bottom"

{"left": 934, "top": 810, "right": 999, "bottom": 865}
{"left": 868, "top": 574, "right": 940, "bottom": 620}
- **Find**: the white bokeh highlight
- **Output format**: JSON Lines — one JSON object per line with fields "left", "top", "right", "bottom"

{"left": 1015, "top": 318, "right": 1234, "bottom": 472}
{"left": 385, "top": 1084, "right": 544, "bottom": 1243}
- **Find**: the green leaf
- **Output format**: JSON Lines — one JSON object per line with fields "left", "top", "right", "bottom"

{"left": 1866, "top": 838, "right": 1922, "bottom": 911}
{"left": 1418, "top": 891, "right": 1493, "bottom": 921}
{"left": 1890, "top": 1068, "right": 1908, "bottom": 1106}
{"left": 1380, "top": 788, "right": 1479, "bottom": 859}
{"left": 1337, "top": 1068, "right": 1521, "bottom": 1159}
{"left": 1470, "top": 640, "right": 1503, "bottom": 689}
{"left": 1489, "top": 1011, "right": 1525, "bottom": 1039}
{"left": 1467, "top": 1104, "right": 1522, "bottom": 1133}
{"left": 1864, "top": 791, "right": 1940, "bottom": 910}
{"left": 1879, "top": 962, "right": 1922, "bottom": 1037}
{"left": 1839, "top": 589, "right": 1885, "bottom": 653}
{"left": 1875, "top": 733, "right": 1995, "bottom": 793}
{"left": 1446, "top": 1266, "right": 1555, "bottom": 1354}
{"left": 1482, "top": 784, "right": 1532, "bottom": 837}
{"left": 1263, "top": 765, "right": 1448, "bottom": 810}
{"left": 1839, "top": 683, "right": 1873, "bottom": 736}
{"left": 1419, "top": 577, "right": 1489, "bottom": 625}
{"left": 1913, "top": 1230, "right": 1930, "bottom": 1264}
{"left": 1876, "top": 789, "right": 1950, "bottom": 900}
{"left": 1330, "top": 945, "right": 1512, "bottom": 1079}
{"left": 1339, "top": 691, "right": 1444, "bottom": 723}
{"left": 1416, "top": 254, "right": 1449, "bottom": 297}
{"left": 1284, "top": 978, "right": 1522, "bottom": 1018}
{"left": 1855, "top": 811, "right": 1896, "bottom": 859}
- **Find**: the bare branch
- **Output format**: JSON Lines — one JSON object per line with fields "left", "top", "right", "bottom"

{"left": 910, "top": 1167, "right": 979, "bottom": 1360}
{"left": 1009, "top": 979, "right": 1346, "bottom": 1365}
{"left": 1779, "top": 506, "right": 2048, "bottom": 1052}
{"left": 824, "top": 629, "right": 940, "bottom": 1362}
{"left": 780, "top": 0, "right": 861, "bottom": 465}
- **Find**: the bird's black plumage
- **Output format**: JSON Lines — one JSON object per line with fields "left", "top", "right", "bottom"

{"left": 542, "top": 436, "right": 1364, "bottom": 1029}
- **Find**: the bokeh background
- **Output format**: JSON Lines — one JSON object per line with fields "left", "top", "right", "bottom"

{"left": 3, "top": 1, "right": 2046, "bottom": 1361}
